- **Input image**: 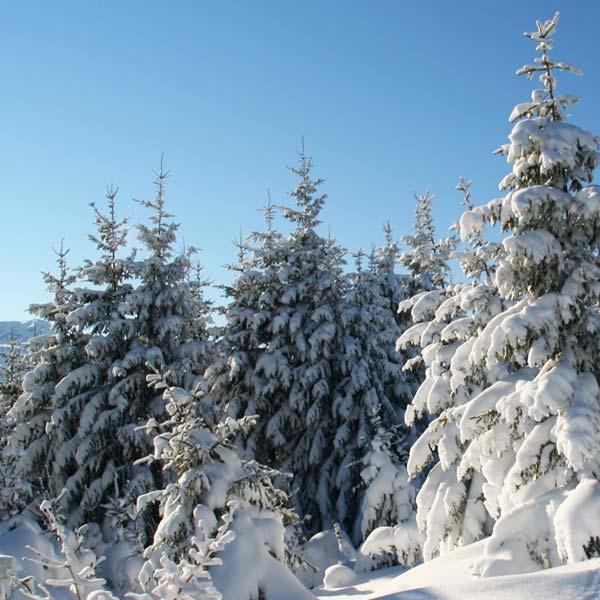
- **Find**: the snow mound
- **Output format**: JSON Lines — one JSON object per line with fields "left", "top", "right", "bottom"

{"left": 323, "top": 565, "right": 358, "bottom": 590}
{"left": 316, "top": 539, "right": 600, "bottom": 599}
{"left": 211, "top": 511, "right": 316, "bottom": 600}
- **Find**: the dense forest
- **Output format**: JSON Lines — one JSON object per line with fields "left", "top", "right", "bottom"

{"left": 1, "top": 12, "right": 600, "bottom": 600}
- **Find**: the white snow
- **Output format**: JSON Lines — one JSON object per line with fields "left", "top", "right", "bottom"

{"left": 554, "top": 478, "right": 600, "bottom": 563}
{"left": 316, "top": 539, "right": 600, "bottom": 599}
{"left": 2, "top": 522, "right": 600, "bottom": 600}
{"left": 322, "top": 565, "right": 358, "bottom": 590}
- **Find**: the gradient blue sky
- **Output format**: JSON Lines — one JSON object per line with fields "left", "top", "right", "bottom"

{"left": 2, "top": 1, "right": 600, "bottom": 319}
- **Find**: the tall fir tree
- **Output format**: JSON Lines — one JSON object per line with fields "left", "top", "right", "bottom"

{"left": 268, "top": 153, "right": 347, "bottom": 532}
{"left": 401, "top": 13, "right": 600, "bottom": 569}
{"left": 8, "top": 242, "right": 86, "bottom": 516}
{"left": 209, "top": 153, "right": 348, "bottom": 534}
{"left": 397, "top": 178, "right": 504, "bottom": 560}
{"left": 111, "top": 163, "right": 215, "bottom": 538}
{"left": 332, "top": 250, "right": 417, "bottom": 545}
{"left": 399, "top": 190, "right": 454, "bottom": 295}
{"left": 0, "top": 334, "right": 28, "bottom": 416}
{"left": 371, "top": 223, "right": 407, "bottom": 322}
{"left": 10, "top": 168, "right": 212, "bottom": 536}
{"left": 46, "top": 185, "right": 141, "bottom": 530}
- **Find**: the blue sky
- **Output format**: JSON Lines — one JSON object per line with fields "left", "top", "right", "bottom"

{"left": 2, "top": 1, "right": 600, "bottom": 319}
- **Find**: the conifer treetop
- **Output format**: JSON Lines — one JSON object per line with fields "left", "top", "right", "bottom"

{"left": 372, "top": 222, "right": 400, "bottom": 277}
{"left": 283, "top": 151, "right": 326, "bottom": 232}
{"left": 88, "top": 185, "right": 129, "bottom": 266}
{"left": 135, "top": 158, "right": 178, "bottom": 260}
{"left": 400, "top": 190, "right": 452, "bottom": 290}
{"left": 511, "top": 12, "right": 582, "bottom": 123}
{"left": 29, "top": 241, "right": 77, "bottom": 333}
{"left": 83, "top": 186, "right": 130, "bottom": 294}
{"left": 250, "top": 191, "right": 283, "bottom": 262}
{"left": 258, "top": 190, "right": 276, "bottom": 234}
{"left": 498, "top": 12, "right": 600, "bottom": 193}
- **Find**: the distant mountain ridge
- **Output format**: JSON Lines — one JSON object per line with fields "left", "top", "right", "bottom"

{"left": 0, "top": 320, "right": 51, "bottom": 344}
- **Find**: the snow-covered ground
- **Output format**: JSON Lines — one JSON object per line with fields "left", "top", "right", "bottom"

{"left": 2, "top": 520, "right": 599, "bottom": 600}
{"left": 316, "top": 540, "right": 600, "bottom": 600}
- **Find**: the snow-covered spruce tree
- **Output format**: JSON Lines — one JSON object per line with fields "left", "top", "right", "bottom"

{"left": 331, "top": 250, "right": 416, "bottom": 547}
{"left": 133, "top": 376, "right": 313, "bottom": 600}
{"left": 0, "top": 334, "right": 30, "bottom": 521}
{"left": 115, "top": 164, "right": 213, "bottom": 539}
{"left": 208, "top": 155, "right": 347, "bottom": 534}
{"left": 125, "top": 161, "right": 211, "bottom": 391}
{"left": 399, "top": 190, "right": 454, "bottom": 296}
{"left": 396, "top": 190, "right": 456, "bottom": 384}
{"left": 264, "top": 156, "right": 346, "bottom": 534}
{"left": 371, "top": 223, "right": 408, "bottom": 324}
{"left": 27, "top": 187, "right": 140, "bottom": 532}
{"left": 397, "top": 177, "right": 504, "bottom": 561}
{"left": 207, "top": 197, "right": 285, "bottom": 444}
{"left": 7, "top": 242, "right": 85, "bottom": 517}
{"left": 60, "top": 168, "right": 209, "bottom": 536}
{"left": 0, "top": 334, "right": 28, "bottom": 413}
{"left": 473, "top": 13, "right": 600, "bottom": 570}
{"left": 19, "top": 498, "right": 118, "bottom": 600}
{"left": 402, "top": 13, "right": 600, "bottom": 569}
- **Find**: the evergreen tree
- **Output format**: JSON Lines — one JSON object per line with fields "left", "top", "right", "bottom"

{"left": 401, "top": 13, "right": 600, "bottom": 568}
{"left": 134, "top": 376, "right": 312, "bottom": 600}
{"left": 0, "top": 334, "right": 30, "bottom": 520}
{"left": 398, "top": 179, "right": 503, "bottom": 560}
{"left": 8, "top": 242, "right": 85, "bottom": 516}
{"left": 371, "top": 223, "right": 407, "bottom": 322}
{"left": 399, "top": 190, "right": 454, "bottom": 294}
{"left": 0, "top": 334, "right": 28, "bottom": 416}
{"left": 206, "top": 200, "right": 285, "bottom": 452}
{"left": 209, "top": 153, "right": 347, "bottom": 534}
{"left": 110, "top": 163, "right": 214, "bottom": 537}
{"left": 12, "top": 188, "right": 137, "bottom": 529}
{"left": 265, "top": 153, "right": 347, "bottom": 533}
{"left": 10, "top": 168, "right": 211, "bottom": 536}
{"left": 332, "top": 250, "right": 416, "bottom": 545}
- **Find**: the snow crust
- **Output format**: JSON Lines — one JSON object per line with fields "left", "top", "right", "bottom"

{"left": 316, "top": 539, "right": 600, "bottom": 599}
{"left": 2, "top": 521, "right": 600, "bottom": 600}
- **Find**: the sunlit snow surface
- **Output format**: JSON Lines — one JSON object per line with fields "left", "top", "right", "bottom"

{"left": 1, "top": 521, "right": 600, "bottom": 599}
{"left": 316, "top": 540, "right": 600, "bottom": 600}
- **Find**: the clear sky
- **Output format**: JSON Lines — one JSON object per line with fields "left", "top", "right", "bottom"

{"left": 2, "top": 1, "right": 600, "bottom": 320}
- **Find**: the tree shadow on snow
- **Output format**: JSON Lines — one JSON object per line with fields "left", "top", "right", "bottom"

{"left": 317, "top": 588, "right": 366, "bottom": 597}
{"left": 318, "top": 585, "right": 438, "bottom": 599}
{"left": 376, "top": 588, "right": 439, "bottom": 600}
